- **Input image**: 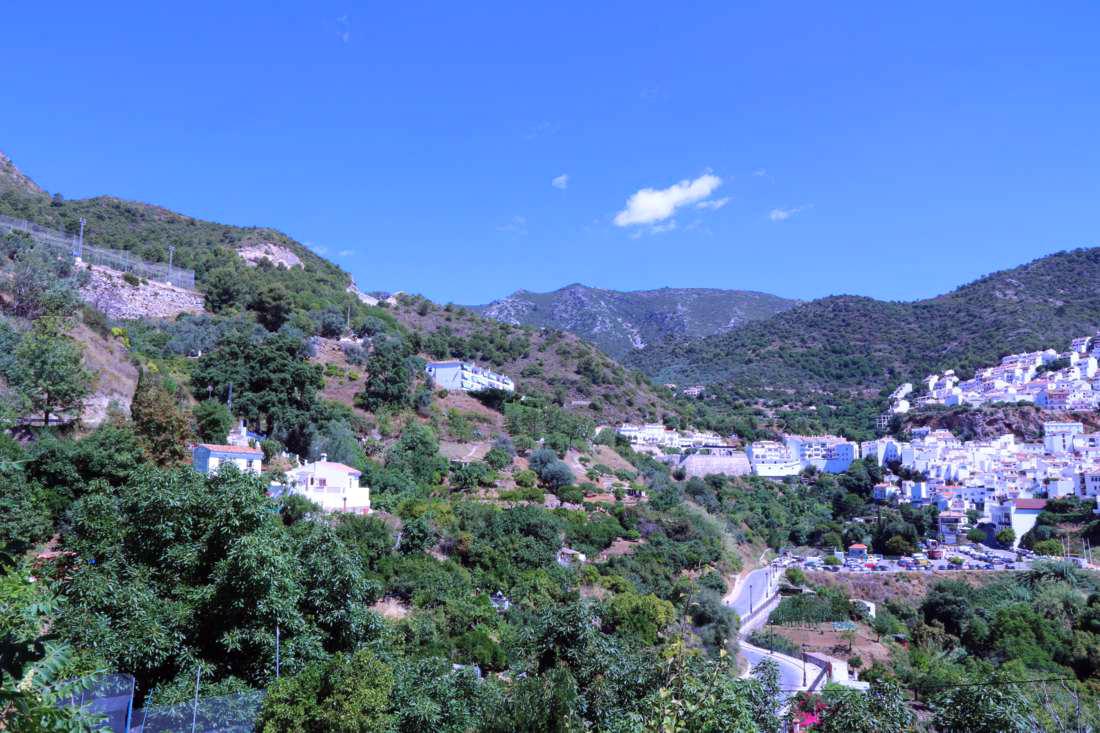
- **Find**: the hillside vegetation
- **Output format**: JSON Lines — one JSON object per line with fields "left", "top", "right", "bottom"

{"left": 471, "top": 283, "right": 796, "bottom": 360}
{"left": 0, "top": 150, "right": 366, "bottom": 330}
{"left": 390, "top": 295, "right": 681, "bottom": 424}
{"left": 629, "top": 248, "right": 1100, "bottom": 402}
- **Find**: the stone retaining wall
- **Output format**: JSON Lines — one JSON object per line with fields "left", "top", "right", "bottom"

{"left": 78, "top": 263, "right": 205, "bottom": 320}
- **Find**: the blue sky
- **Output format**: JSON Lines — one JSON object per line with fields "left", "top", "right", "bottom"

{"left": 3, "top": 2, "right": 1099, "bottom": 304}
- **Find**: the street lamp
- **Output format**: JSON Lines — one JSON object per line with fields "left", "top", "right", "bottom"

{"left": 749, "top": 584, "right": 754, "bottom": 614}
{"left": 802, "top": 644, "right": 808, "bottom": 687}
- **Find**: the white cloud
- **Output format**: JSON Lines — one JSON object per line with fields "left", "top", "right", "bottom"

{"left": 305, "top": 240, "right": 329, "bottom": 255}
{"left": 338, "top": 249, "right": 353, "bottom": 257}
{"left": 336, "top": 15, "right": 351, "bottom": 43}
{"left": 614, "top": 173, "right": 722, "bottom": 227}
{"left": 497, "top": 215, "right": 528, "bottom": 235}
{"left": 551, "top": 174, "right": 569, "bottom": 190}
{"left": 769, "top": 205, "right": 810, "bottom": 222}
{"left": 752, "top": 168, "right": 767, "bottom": 177}
{"left": 695, "top": 196, "right": 729, "bottom": 211}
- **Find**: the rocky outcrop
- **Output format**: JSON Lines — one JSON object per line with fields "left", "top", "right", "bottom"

{"left": 904, "top": 404, "right": 1100, "bottom": 442}
{"left": 237, "top": 241, "right": 303, "bottom": 269}
{"left": 79, "top": 263, "right": 205, "bottom": 320}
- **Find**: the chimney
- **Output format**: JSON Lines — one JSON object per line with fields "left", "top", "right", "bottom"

{"left": 320, "top": 453, "right": 328, "bottom": 463}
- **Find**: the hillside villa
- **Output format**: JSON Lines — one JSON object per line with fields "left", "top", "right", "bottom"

{"left": 425, "top": 360, "right": 515, "bottom": 393}
{"left": 274, "top": 454, "right": 371, "bottom": 514}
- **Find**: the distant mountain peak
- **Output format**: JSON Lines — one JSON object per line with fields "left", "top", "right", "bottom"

{"left": 471, "top": 284, "right": 797, "bottom": 358}
{"left": 0, "top": 151, "right": 46, "bottom": 196}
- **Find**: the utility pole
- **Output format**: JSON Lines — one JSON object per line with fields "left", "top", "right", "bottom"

{"left": 167, "top": 245, "right": 175, "bottom": 285}
{"left": 76, "top": 217, "right": 85, "bottom": 259}
{"left": 802, "top": 644, "right": 807, "bottom": 687}
{"left": 190, "top": 667, "right": 202, "bottom": 733}
{"left": 749, "top": 584, "right": 754, "bottom": 614}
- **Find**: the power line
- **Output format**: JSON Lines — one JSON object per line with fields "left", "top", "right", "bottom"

{"left": 773, "top": 676, "right": 1078, "bottom": 693}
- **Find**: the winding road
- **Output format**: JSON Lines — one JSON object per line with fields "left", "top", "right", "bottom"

{"left": 727, "top": 563, "right": 823, "bottom": 700}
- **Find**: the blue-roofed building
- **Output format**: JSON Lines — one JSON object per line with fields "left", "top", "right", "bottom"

{"left": 192, "top": 444, "right": 263, "bottom": 476}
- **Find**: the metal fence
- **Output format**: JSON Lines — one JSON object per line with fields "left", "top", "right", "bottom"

{"left": 54, "top": 673, "right": 135, "bottom": 732}
{"left": 55, "top": 673, "right": 264, "bottom": 733}
{"left": 132, "top": 691, "right": 265, "bottom": 733}
{"left": 0, "top": 213, "right": 195, "bottom": 290}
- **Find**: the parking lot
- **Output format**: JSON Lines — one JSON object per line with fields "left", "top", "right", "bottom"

{"left": 788, "top": 544, "right": 1039, "bottom": 575}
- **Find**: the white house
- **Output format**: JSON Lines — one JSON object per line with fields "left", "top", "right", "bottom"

{"left": 747, "top": 441, "right": 802, "bottom": 477}
{"left": 784, "top": 434, "right": 857, "bottom": 473}
{"left": 989, "top": 498, "right": 1046, "bottom": 547}
{"left": 279, "top": 455, "right": 370, "bottom": 513}
{"left": 425, "top": 360, "right": 515, "bottom": 393}
{"left": 192, "top": 444, "right": 263, "bottom": 476}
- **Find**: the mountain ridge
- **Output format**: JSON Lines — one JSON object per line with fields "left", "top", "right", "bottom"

{"left": 626, "top": 246, "right": 1100, "bottom": 402}
{"left": 470, "top": 283, "right": 798, "bottom": 359}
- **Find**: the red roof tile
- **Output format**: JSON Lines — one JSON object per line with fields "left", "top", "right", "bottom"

{"left": 1014, "top": 499, "right": 1047, "bottom": 510}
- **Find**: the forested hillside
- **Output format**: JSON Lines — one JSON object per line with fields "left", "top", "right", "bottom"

{"left": 0, "top": 150, "right": 364, "bottom": 328}
{"left": 629, "top": 248, "right": 1100, "bottom": 401}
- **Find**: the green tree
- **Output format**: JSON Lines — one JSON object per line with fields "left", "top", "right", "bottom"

{"left": 0, "top": 565, "right": 98, "bottom": 733}
{"left": 193, "top": 399, "right": 234, "bottom": 442}
{"left": 385, "top": 424, "right": 447, "bottom": 486}
{"left": 251, "top": 282, "right": 292, "bottom": 331}
{"left": 815, "top": 679, "right": 915, "bottom": 733}
{"left": 202, "top": 266, "right": 251, "bottom": 313}
{"left": 356, "top": 335, "right": 414, "bottom": 412}
{"left": 256, "top": 649, "right": 394, "bottom": 733}
{"left": 1033, "top": 539, "right": 1063, "bottom": 556}
{"left": 0, "top": 475, "right": 52, "bottom": 557}
{"left": 130, "top": 371, "right": 191, "bottom": 465}
{"left": 191, "top": 331, "right": 323, "bottom": 455}
{"left": 995, "top": 527, "right": 1016, "bottom": 546}
{"left": 930, "top": 674, "right": 1031, "bottom": 733}
{"left": 884, "top": 534, "right": 915, "bottom": 557}
{"left": 605, "top": 592, "right": 675, "bottom": 645}
{"left": 11, "top": 319, "right": 93, "bottom": 425}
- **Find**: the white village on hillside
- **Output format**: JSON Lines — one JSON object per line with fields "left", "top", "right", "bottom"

{"left": 880, "top": 331, "right": 1100, "bottom": 428}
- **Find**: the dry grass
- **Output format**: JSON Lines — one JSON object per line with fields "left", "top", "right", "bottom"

{"left": 806, "top": 569, "right": 996, "bottom": 605}
{"left": 763, "top": 621, "right": 891, "bottom": 667}
{"left": 371, "top": 597, "right": 411, "bottom": 621}
{"left": 72, "top": 321, "right": 139, "bottom": 427}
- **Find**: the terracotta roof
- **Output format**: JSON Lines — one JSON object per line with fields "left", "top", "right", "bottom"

{"left": 1014, "top": 499, "right": 1047, "bottom": 510}
{"left": 849, "top": 543, "right": 867, "bottom": 549}
{"left": 194, "top": 444, "right": 263, "bottom": 455}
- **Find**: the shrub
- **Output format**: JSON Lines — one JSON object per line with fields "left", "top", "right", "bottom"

{"left": 513, "top": 469, "right": 537, "bottom": 488}
{"left": 122, "top": 272, "right": 141, "bottom": 287}
{"left": 540, "top": 460, "right": 575, "bottom": 490}
{"left": 747, "top": 629, "right": 801, "bottom": 657}
{"left": 484, "top": 446, "right": 512, "bottom": 471}
{"left": 785, "top": 567, "right": 807, "bottom": 586}
{"left": 1033, "top": 538, "right": 1063, "bottom": 556}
